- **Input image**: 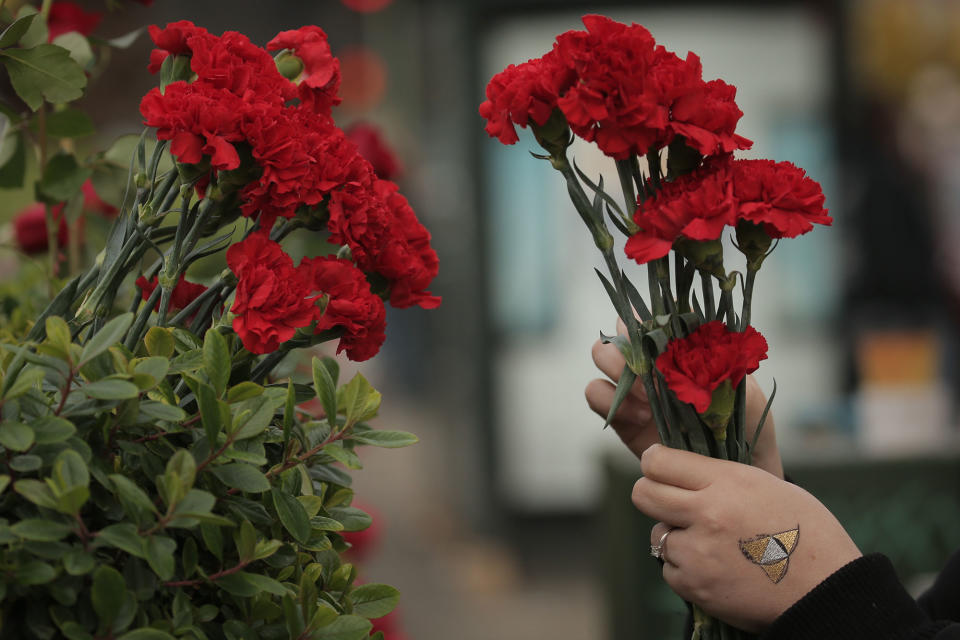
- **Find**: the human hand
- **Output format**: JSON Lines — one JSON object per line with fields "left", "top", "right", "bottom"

{"left": 585, "top": 319, "right": 784, "bottom": 478}
{"left": 634, "top": 445, "right": 862, "bottom": 633}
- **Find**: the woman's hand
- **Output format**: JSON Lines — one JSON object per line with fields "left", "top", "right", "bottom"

{"left": 585, "top": 320, "right": 784, "bottom": 478}
{"left": 634, "top": 445, "right": 862, "bottom": 633}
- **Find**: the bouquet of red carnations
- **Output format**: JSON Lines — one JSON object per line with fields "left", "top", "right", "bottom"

{"left": 0, "top": 17, "right": 436, "bottom": 640}
{"left": 480, "top": 14, "right": 831, "bottom": 640}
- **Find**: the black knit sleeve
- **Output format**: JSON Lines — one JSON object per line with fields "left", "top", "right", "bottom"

{"left": 918, "top": 549, "right": 960, "bottom": 624}
{"left": 761, "top": 554, "right": 960, "bottom": 640}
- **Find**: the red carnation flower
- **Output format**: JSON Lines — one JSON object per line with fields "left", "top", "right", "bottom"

{"left": 670, "top": 78, "right": 752, "bottom": 157}
{"left": 732, "top": 159, "right": 831, "bottom": 238}
{"left": 625, "top": 157, "right": 737, "bottom": 264}
{"left": 346, "top": 122, "right": 402, "bottom": 181}
{"left": 227, "top": 234, "right": 317, "bottom": 354}
{"left": 267, "top": 26, "right": 340, "bottom": 114}
{"left": 303, "top": 256, "right": 387, "bottom": 362}
{"left": 656, "top": 321, "right": 768, "bottom": 413}
{"left": 146, "top": 20, "right": 214, "bottom": 73}
{"left": 135, "top": 274, "right": 208, "bottom": 311}
{"left": 479, "top": 51, "right": 572, "bottom": 146}
{"left": 13, "top": 204, "right": 67, "bottom": 255}
{"left": 47, "top": 2, "right": 102, "bottom": 40}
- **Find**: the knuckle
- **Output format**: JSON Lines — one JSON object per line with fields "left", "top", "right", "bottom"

{"left": 640, "top": 443, "right": 661, "bottom": 474}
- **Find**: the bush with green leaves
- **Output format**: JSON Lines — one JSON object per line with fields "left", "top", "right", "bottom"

{"left": 0, "top": 313, "right": 418, "bottom": 639}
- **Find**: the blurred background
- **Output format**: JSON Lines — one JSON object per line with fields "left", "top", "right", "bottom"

{"left": 3, "top": 0, "right": 960, "bottom": 637}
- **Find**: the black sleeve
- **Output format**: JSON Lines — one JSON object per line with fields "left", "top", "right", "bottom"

{"left": 918, "top": 549, "right": 960, "bottom": 623}
{"left": 761, "top": 554, "right": 960, "bottom": 640}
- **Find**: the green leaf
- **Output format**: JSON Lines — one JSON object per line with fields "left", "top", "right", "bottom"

{"left": 314, "top": 615, "right": 372, "bottom": 640}
{"left": 51, "top": 32, "right": 93, "bottom": 69}
{"left": 0, "top": 14, "right": 37, "bottom": 48}
{"left": 80, "top": 313, "right": 133, "bottom": 365}
{"left": 311, "top": 357, "right": 337, "bottom": 423}
{"left": 11, "top": 518, "right": 74, "bottom": 541}
{"left": 138, "top": 401, "right": 186, "bottom": 423}
{"left": 55, "top": 485, "right": 90, "bottom": 515}
{"left": 133, "top": 357, "right": 170, "bottom": 388}
{"left": 53, "top": 449, "right": 89, "bottom": 489}
{"left": 227, "top": 381, "right": 263, "bottom": 403}
{"left": 272, "top": 489, "right": 311, "bottom": 544}
{"left": 310, "top": 516, "right": 344, "bottom": 532}
{"left": 15, "top": 560, "right": 55, "bottom": 585}
{"left": 14, "top": 478, "right": 58, "bottom": 508}
{"left": 31, "top": 416, "right": 76, "bottom": 444}
{"left": 1, "top": 44, "right": 85, "bottom": 110}
{"left": 63, "top": 549, "right": 95, "bottom": 575}
{"left": 235, "top": 519, "right": 256, "bottom": 562}
{"left": 210, "top": 463, "right": 270, "bottom": 493}
{"left": 15, "top": 6, "right": 47, "bottom": 48}
{"left": 36, "top": 150, "right": 91, "bottom": 203}
{"left": 144, "top": 535, "right": 176, "bottom": 580}
{"left": 0, "top": 421, "right": 34, "bottom": 451}
{"left": 45, "top": 315, "right": 72, "bottom": 352}
{"left": 231, "top": 396, "right": 274, "bottom": 441}
{"left": 282, "top": 379, "right": 295, "bottom": 446}
{"left": 231, "top": 571, "right": 289, "bottom": 596}
{"left": 181, "top": 536, "right": 198, "bottom": 578}
{"left": 0, "top": 475, "right": 9, "bottom": 494}
{"left": 4, "top": 365, "right": 44, "bottom": 399}
{"left": 322, "top": 444, "right": 362, "bottom": 470}
{"left": 214, "top": 571, "right": 261, "bottom": 597}
{"left": 350, "top": 584, "right": 400, "bottom": 619}
{"left": 326, "top": 506, "right": 372, "bottom": 532}
{"left": 109, "top": 474, "right": 158, "bottom": 523}
{"left": 9, "top": 454, "right": 42, "bottom": 471}
{"left": 350, "top": 430, "right": 418, "bottom": 448}
{"left": 91, "top": 565, "right": 126, "bottom": 628}
{"left": 144, "top": 327, "right": 175, "bottom": 358}
{"left": 84, "top": 378, "right": 140, "bottom": 400}
{"left": 201, "top": 523, "right": 223, "bottom": 561}
{"left": 194, "top": 380, "right": 226, "bottom": 446}
{"left": 43, "top": 107, "right": 94, "bottom": 138}
{"left": 117, "top": 630, "right": 175, "bottom": 640}
{"left": 166, "top": 449, "right": 196, "bottom": 497}
{"left": 0, "top": 129, "right": 26, "bottom": 188}
{"left": 97, "top": 522, "right": 146, "bottom": 558}
{"left": 203, "top": 328, "right": 230, "bottom": 397}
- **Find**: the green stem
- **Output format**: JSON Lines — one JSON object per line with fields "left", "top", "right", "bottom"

{"left": 169, "top": 280, "right": 227, "bottom": 327}
{"left": 124, "top": 285, "right": 161, "bottom": 351}
{"left": 701, "top": 273, "right": 716, "bottom": 322}
{"left": 741, "top": 266, "right": 758, "bottom": 331}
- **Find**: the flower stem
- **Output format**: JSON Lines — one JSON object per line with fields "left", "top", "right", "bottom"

{"left": 741, "top": 266, "right": 758, "bottom": 331}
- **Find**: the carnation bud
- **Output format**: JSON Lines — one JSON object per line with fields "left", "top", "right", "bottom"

{"left": 275, "top": 52, "right": 305, "bottom": 82}
{"left": 675, "top": 238, "right": 725, "bottom": 279}
{"left": 666, "top": 137, "right": 703, "bottom": 179}
{"left": 701, "top": 379, "right": 735, "bottom": 440}
{"left": 735, "top": 220, "right": 773, "bottom": 271}
{"left": 532, "top": 108, "right": 572, "bottom": 158}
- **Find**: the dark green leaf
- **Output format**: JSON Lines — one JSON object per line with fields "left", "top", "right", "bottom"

{"left": 282, "top": 379, "right": 295, "bottom": 446}
{"left": 311, "top": 356, "right": 337, "bottom": 424}
{"left": 4, "top": 365, "right": 44, "bottom": 399}
{"left": 272, "top": 489, "right": 311, "bottom": 544}
{"left": 15, "top": 6, "right": 47, "bottom": 47}
{"left": 138, "top": 401, "right": 186, "bottom": 423}
{"left": 350, "top": 430, "right": 418, "bottom": 449}
{"left": 210, "top": 463, "right": 270, "bottom": 493}
{"left": 350, "top": 584, "right": 400, "bottom": 619}
{"left": 322, "top": 444, "right": 362, "bottom": 470}
{"left": 83, "top": 378, "right": 139, "bottom": 400}
{"left": 51, "top": 32, "right": 92, "bottom": 69}
{"left": 201, "top": 523, "right": 223, "bottom": 561}
{"left": 53, "top": 449, "right": 88, "bottom": 489}
{"left": 231, "top": 396, "right": 274, "bottom": 441}
{"left": 63, "top": 549, "right": 95, "bottom": 575}
{"left": 194, "top": 380, "right": 226, "bottom": 446}
{"left": 92, "top": 565, "right": 125, "bottom": 627}
{"left": 0, "top": 14, "right": 37, "bottom": 48}
{"left": 227, "top": 381, "right": 263, "bottom": 403}
{"left": 202, "top": 328, "right": 230, "bottom": 397}
{"left": 214, "top": 571, "right": 260, "bottom": 597}
{"left": 0, "top": 421, "right": 34, "bottom": 451}
{"left": 117, "top": 628, "right": 175, "bottom": 640}
{"left": 43, "top": 108, "right": 94, "bottom": 138}
{"left": 109, "top": 474, "right": 158, "bottom": 523}
{"left": 37, "top": 151, "right": 91, "bottom": 203}
{"left": 310, "top": 516, "right": 344, "bottom": 532}
{"left": 11, "top": 518, "right": 73, "bottom": 541}
{"left": 605, "top": 365, "right": 637, "bottom": 430}
{"left": 15, "top": 560, "right": 55, "bottom": 585}
{"left": 144, "top": 536, "right": 176, "bottom": 580}
{"left": 181, "top": 536, "right": 198, "bottom": 578}
{"left": 31, "top": 416, "right": 76, "bottom": 444}
{"left": 80, "top": 313, "right": 133, "bottom": 365}
{"left": 0, "top": 130, "right": 26, "bottom": 188}
{"left": 337, "top": 373, "right": 381, "bottom": 427}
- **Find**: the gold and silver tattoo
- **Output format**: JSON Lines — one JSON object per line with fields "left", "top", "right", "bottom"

{"left": 739, "top": 527, "right": 799, "bottom": 584}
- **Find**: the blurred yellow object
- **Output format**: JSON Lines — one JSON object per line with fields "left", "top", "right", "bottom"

{"left": 856, "top": 329, "right": 939, "bottom": 386}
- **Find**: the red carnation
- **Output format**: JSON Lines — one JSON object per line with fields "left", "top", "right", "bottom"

{"left": 13, "top": 204, "right": 67, "bottom": 255}
{"left": 732, "top": 159, "right": 831, "bottom": 238}
{"left": 47, "top": 2, "right": 102, "bottom": 40}
{"left": 267, "top": 26, "right": 340, "bottom": 114}
{"left": 478, "top": 51, "right": 572, "bottom": 145}
{"left": 135, "top": 274, "right": 208, "bottom": 311}
{"left": 146, "top": 20, "right": 214, "bottom": 73}
{"left": 670, "top": 79, "right": 752, "bottom": 156}
{"left": 304, "top": 256, "right": 387, "bottom": 362}
{"left": 625, "top": 157, "right": 737, "bottom": 265}
{"left": 346, "top": 122, "right": 402, "bottom": 180}
{"left": 656, "top": 321, "right": 768, "bottom": 413}
{"left": 227, "top": 234, "right": 317, "bottom": 354}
